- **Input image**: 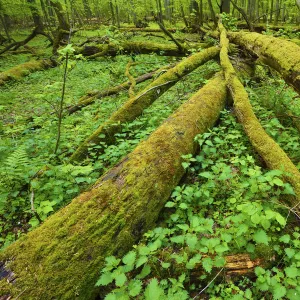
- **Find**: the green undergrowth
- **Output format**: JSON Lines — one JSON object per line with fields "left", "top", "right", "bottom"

{"left": 95, "top": 110, "right": 300, "bottom": 300}
{"left": 247, "top": 75, "right": 300, "bottom": 165}
{"left": 0, "top": 50, "right": 218, "bottom": 248}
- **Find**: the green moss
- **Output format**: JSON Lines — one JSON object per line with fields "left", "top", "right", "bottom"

{"left": 220, "top": 24, "right": 300, "bottom": 208}
{"left": 70, "top": 46, "right": 220, "bottom": 162}
{"left": 0, "top": 75, "right": 226, "bottom": 300}
{"left": 0, "top": 59, "right": 55, "bottom": 85}
{"left": 228, "top": 31, "right": 300, "bottom": 94}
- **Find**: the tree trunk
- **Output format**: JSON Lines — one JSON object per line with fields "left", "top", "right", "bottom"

{"left": 70, "top": 46, "right": 219, "bottom": 162}
{"left": 221, "top": 0, "right": 231, "bottom": 13}
{"left": 207, "top": 0, "right": 217, "bottom": 26}
{"left": 50, "top": 0, "right": 70, "bottom": 53}
{"left": 76, "top": 40, "right": 202, "bottom": 57}
{"left": 0, "top": 59, "right": 56, "bottom": 85}
{"left": 0, "top": 74, "right": 227, "bottom": 300}
{"left": 220, "top": 24, "right": 300, "bottom": 208}
{"left": 227, "top": 31, "right": 300, "bottom": 95}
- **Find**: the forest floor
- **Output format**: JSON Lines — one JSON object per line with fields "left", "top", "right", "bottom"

{"left": 1, "top": 24, "right": 300, "bottom": 299}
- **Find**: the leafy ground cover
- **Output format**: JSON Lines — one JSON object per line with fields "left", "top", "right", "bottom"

{"left": 1, "top": 27, "right": 300, "bottom": 299}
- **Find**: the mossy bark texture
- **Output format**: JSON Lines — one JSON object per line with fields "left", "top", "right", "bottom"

{"left": 0, "top": 75, "right": 226, "bottom": 300}
{"left": 227, "top": 31, "right": 300, "bottom": 95}
{"left": 76, "top": 41, "right": 203, "bottom": 57}
{"left": 220, "top": 24, "right": 300, "bottom": 209}
{"left": 0, "top": 59, "right": 56, "bottom": 85}
{"left": 70, "top": 46, "right": 219, "bottom": 162}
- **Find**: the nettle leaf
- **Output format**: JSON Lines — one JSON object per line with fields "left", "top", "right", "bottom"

{"left": 144, "top": 278, "right": 164, "bottom": 300}
{"left": 165, "top": 201, "right": 175, "bottom": 208}
{"left": 122, "top": 251, "right": 136, "bottom": 266}
{"left": 279, "top": 234, "right": 290, "bottom": 243}
{"left": 161, "top": 262, "right": 171, "bottom": 269}
{"left": 170, "top": 235, "right": 185, "bottom": 244}
{"left": 115, "top": 273, "right": 127, "bottom": 287}
{"left": 128, "top": 280, "right": 142, "bottom": 297}
{"left": 272, "top": 283, "right": 286, "bottom": 299}
{"left": 275, "top": 213, "right": 286, "bottom": 226}
{"left": 96, "top": 272, "right": 113, "bottom": 286}
{"left": 214, "top": 256, "right": 226, "bottom": 267}
{"left": 253, "top": 230, "right": 269, "bottom": 245}
{"left": 285, "top": 266, "right": 298, "bottom": 278}
{"left": 136, "top": 256, "right": 148, "bottom": 268}
{"left": 105, "top": 256, "right": 121, "bottom": 267}
{"left": 285, "top": 248, "right": 296, "bottom": 258}
{"left": 136, "top": 264, "right": 151, "bottom": 279}
{"left": 202, "top": 257, "right": 213, "bottom": 273}
{"left": 272, "top": 178, "right": 284, "bottom": 187}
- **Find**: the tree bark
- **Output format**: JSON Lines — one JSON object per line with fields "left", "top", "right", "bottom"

{"left": 0, "top": 59, "right": 56, "bottom": 85}
{"left": 70, "top": 46, "right": 219, "bottom": 162}
{"left": 76, "top": 40, "right": 202, "bottom": 58}
{"left": 220, "top": 24, "right": 300, "bottom": 209}
{"left": 0, "top": 74, "right": 227, "bottom": 300}
{"left": 227, "top": 31, "right": 300, "bottom": 95}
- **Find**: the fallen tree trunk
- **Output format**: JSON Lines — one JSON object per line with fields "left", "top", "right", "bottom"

{"left": 66, "top": 65, "right": 173, "bottom": 115}
{"left": 220, "top": 23, "right": 300, "bottom": 210}
{"left": 76, "top": 41, "right": 203, "bottom": 58}
{"left": 119, "top": 27, "right": 178, "bottom": 33}
{"left": 227, "top": 31, "right": 300, "bottom": 95}
{"left": 70, "top": 46, "right": 219, "bottom": 162}
{"left": 0, "top": 74, "right": 227, "bottom": 300}
{"left": 0, "top": 59, "right": 56, "bottom": 86}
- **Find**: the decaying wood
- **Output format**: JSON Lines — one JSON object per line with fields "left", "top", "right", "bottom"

{"left": 0, "top": 74, "right": 227, "bottom": 300}
{"left": 0, "top": 59, "right": 57, "bottom": 85}
{"left": 227, "top": 31, "right": 300, "bottom": 95}
{"left": 219, "top": 23, "right": 300, "bottom": 211}
{"left": 76, "top": 40, "right": 202, "bottom": 57}
{"left": 70, "top": 46, "right": 219, "bottom": 162}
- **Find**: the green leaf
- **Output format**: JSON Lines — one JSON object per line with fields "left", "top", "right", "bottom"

{"left": 286, "top": 289, "right": 300, "bottom": 300}
{"left": 215, "top": 244, "right": 229, "bottom": 254}
{"left": 96, "top": 272, "right": 113, "bottom": 286}
{"left": 161, "top": 262, "right": 171, "bottom": 269}
{"left": 128, "top": 280, "right": 142, "bottom": 297}
{"left": 202, "top": 257, "right": 213, "bottom": 273}
{"left": 144, "top": 278, "right": 164, "bottom": 300}
{"left": 179, "top": 203, "right": 188, "bottom": 209}
{"left": 285, "top": 248, "right": 296, "bottom": 258}
{"left": 115, "top": 273, "right": 127, "bottom": 287}
{"left": 104, "top": 293, "right": 117, "bottom": 300}
{"left": 136, "top": 256, "right": 148, "bottom": 268}
{"left": 285, "top": 266, "right": 298, "bottom": 278}
{"left": 255, "top": 267, "right": 266, "bottom": 276}
{"left": 279, "top": 234, "right": 290, "bottom": 243}
{"left": 275, "top": 213, "right": 286, "bottom": 226}
{"left": 253, "top": 230, "right": 269, "bottom": 245}
{"left": 136, "top": 264, "right": 151, "bottom": 279}
{"left": 199, "top": 172, "right": 214, "bottom": 179}
{"left": 105, "top": 256, "right": 120, "bottom": 267}
{"left": 165, "top": 201, "right": 175, "bottom": 208}
{"left": 272, "top": 283, "right": 286, "bottom": 299}
{"left": 273, "top": 178, "right": 284, "bottom": 186}
{"left": 122, "top": 251, "right": 136, "bottom": 266}
{"left": 170, "top": 235, "right": 185, "bottom": 244}
{"left": 214, "top": 256, "right": 226, "bottom": 267}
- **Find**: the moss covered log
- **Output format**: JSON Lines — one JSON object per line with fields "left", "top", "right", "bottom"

{"left": 70, "top": 46, "right": 219, "bottom": 162}
{"left": 66, "top": 66, "right": 172, "bottom": 115}
{"left": 227, "top": 31, "right": 300, "bottom": 95}
{"left": 220, "top": 24, "right": 300, "bottom": 209}
{"left": 0, "top": 74, "right": 227, "bottom": 300}
{"left": 76, "top": 40, "right": 204, "bottom": 57}
{"left": 0, "top": 59, "right": 56, "bottom": 85}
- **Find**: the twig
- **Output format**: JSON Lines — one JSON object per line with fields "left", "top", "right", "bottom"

{"left": 193, "top": 267, "right": 224, "bottom": 299}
